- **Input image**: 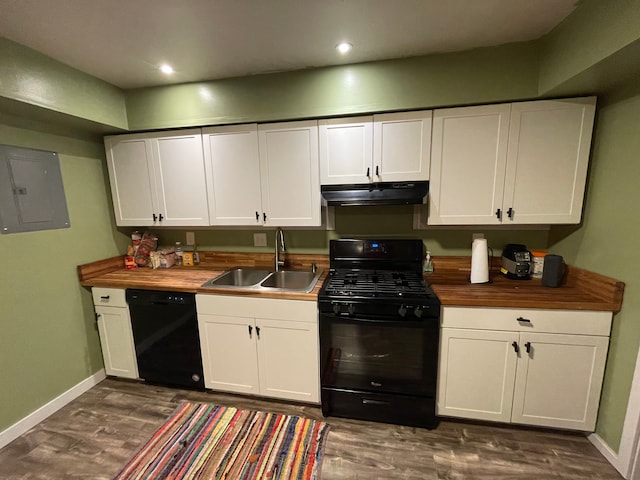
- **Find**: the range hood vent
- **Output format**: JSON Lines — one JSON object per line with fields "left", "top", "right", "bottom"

{"left": 321, "top": 181, "right": 428, "bottom": 206}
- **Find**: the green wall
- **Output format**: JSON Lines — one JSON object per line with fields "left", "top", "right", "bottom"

{"left": 0, "top": 118, "right": 129, "bottom": 432}
{"left": 549, "top": 86, "right": 640, "bottom": 451}
{"left": 125, "top": 42, "right": 540, "bottom": 131}
{"left": 0, "top": 37, "right": 128, "bottom": 130}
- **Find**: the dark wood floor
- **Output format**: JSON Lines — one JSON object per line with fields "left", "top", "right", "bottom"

{"left": 0, "top": 378, "right": 623, "bottom": 479}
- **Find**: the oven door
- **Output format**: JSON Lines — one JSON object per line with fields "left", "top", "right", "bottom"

{"left": 319, "top": 311, "right": 439, "bottom": 397}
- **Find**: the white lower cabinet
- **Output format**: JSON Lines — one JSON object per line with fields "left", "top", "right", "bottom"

{"left": 196, "top": 295, "right": 319, "bottom": 403}
{"left": 91, "top": 288, "right": 138, "bottom": 379}
{"left": 438, "top": 307, "right": 611, "bottom": 431}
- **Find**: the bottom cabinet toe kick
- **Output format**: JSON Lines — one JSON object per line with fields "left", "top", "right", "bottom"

{"left": 437, "top": 306, "right": 612, "bottom": 431}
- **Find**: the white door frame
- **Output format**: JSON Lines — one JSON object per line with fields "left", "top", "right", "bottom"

{"left": 590, "top": 341, "right": 640, "bottom": 479}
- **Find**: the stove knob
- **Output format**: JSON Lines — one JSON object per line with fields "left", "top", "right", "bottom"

{"left": 347, "top": 303, "right": 355, "bottom": 316}
{"left": 332, "top": 303, "right": 340, "bottom": 315}
{"left": 415, "top": 306, "right": 423, "bottom": 318}
{"left": 398, "top": 305, "right": 407, "bottom": 317}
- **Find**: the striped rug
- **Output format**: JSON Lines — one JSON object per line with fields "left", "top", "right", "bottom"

{"left": 113, "top": 402, "right": 330, "bottom": 480}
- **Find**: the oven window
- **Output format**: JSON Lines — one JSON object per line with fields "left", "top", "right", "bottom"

{"left": 320, "top": 316, "right": 438, "bottom": 396}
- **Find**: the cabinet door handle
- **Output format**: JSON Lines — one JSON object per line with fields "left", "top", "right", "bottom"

{"left": 512, "top": 341, "right": 519, "bottom": 353}
{"left": 255, "top": 211, "right": 259, "bottom": 222}
{"left": 525, "top": 342, "right": 532, "bottom": 354}
{"left": 152, "top": 213, "right": 157, "bottom": 222}
{"left": 495, "top": 208, "right": 502, "bottom": 220}
{"left": 159, "top": 213, "right": 164, "bottom": 221}
{"left": 375, "top": 165, "right": 380, "bottom": 176}
{"left": 507, "top": 207, "right": 514, "bottom": 219}
{"left": 263, "top": 212, "right": 267, "bottom": 223}
{"left": 95, "top": 313, "right": 102, "bottom": 322}
{"left": 256, "top": 326, "right": 261, "bottom": 339}
{"left": 366, "top": 167, "right": 370, "bottom": 178}
{"left": 248, "top": 325, "right": 253, "bottom": 338}
{"left": 517, "top": 317, "right": 531, "bottom": 323}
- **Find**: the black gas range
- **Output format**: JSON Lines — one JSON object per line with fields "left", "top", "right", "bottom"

{"left": 318, "top": 239, "right": 441, "bottom": 429}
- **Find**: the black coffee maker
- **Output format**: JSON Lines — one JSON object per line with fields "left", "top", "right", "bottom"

{"left": 500, "top": 244, "right": 532, "bottom": 280}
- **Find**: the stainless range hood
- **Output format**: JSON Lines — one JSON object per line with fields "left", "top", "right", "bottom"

{"left": 321, "top": 181, "right": 428, "bottom": 206}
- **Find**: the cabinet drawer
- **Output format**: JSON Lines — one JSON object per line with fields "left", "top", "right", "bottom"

{"left": 442, "top": 307, "right": 612, "bottom": 336}
{"left": 196, "top": 294, "right": 317, "bottom": 323}
{"left": 92, "top": 287, "right": 127, "bottom": 308}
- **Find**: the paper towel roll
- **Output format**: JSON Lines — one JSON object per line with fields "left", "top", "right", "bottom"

{"left": 470, "top": 238, "right": 489, "bottom": 284}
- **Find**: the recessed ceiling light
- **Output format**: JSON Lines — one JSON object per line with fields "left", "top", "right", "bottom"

{"left": 159, "top": 64, "right": 174, "bottom": 75}
{"left": 336, "top": 42, "right": 353, "bottom": 54}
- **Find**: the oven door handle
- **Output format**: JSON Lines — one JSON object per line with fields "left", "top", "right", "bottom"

{"left": 320, "top": 313, "right": 432, "bottom": 327}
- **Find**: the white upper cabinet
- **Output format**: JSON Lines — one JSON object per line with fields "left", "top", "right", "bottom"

{"left": 429, "top": 104, "right": 511, "bottom": 225}
{"left": 319, "top": 111, "right": 432, "bottom": 185}
{"left": 258, "top": 120, "right": 321, "bottom": 227}
{"left": 319, "top": 116, "right": 373, "bottom": 184}
{"left": 503, "top": 98, "right": 596, "bottom": 224}
{"left": 428, "top": 97, "right": 596, "bottom": 225}
{"left": 203, "top": 120, "right": 321, "bottom": 227}
{"left": 105, "top": 129, "right": 210, "bottom": 227}
{"left": 373, "top": 111, "right": 432, "bottom": 182}
{"left": 202, "top": 124, "right": 263, "bottom": 226}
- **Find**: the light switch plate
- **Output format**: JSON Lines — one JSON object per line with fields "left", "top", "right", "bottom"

{"left": 186, "top": 231, "right": 195, "bottom": 246}
{"left": 253, "top": 233, "right": 267, "bottom": 247}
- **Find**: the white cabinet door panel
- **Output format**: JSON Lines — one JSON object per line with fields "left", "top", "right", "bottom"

{"left": 153, "top": 131, "right": 209, "bottom": 226}
{"left": 256, "top": 318, "right": 319, "bottom": 403}
{"left": 95, "top": 305, "right": 138, "bottom": 379}
{"left": 258, "top": 121, "right": 320, "bottom": 226}
{"left": 504, "top": 98, "right": 596, "bottom": 224}
{"left": 319, "top": 117, "right": 373, "bottom": 185}
{"left": 374, "top": 111, "right": 432, "bottom": 182}
{"left": 438, "top": 328, "right": 518, "bottom": 422}
{"left": 511, "top": 332, "right": 609, "bottom": 431}
{"left": 429, "top": 104, "right": 510, "bottom": 225}
{"left": 105, "top": 137, "right": 156, "bottom": 227}
{"left": 203, "top": 125, "right": 263, "bottom": 226}
{"left": 198, "top": 314, "right": 259, "bottom": 395}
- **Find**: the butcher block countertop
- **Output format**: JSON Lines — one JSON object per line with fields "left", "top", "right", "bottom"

{"left": 428, "top": 257, "right": 624, "bottom": 312}
{"left": 78, "top": 251, "right": 329, "bottom": 301}
{"left": 78, "top": 253, "right": 625, "bottom": 312}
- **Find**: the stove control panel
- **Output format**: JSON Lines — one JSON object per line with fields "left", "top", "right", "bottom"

{"left": 326, "top": 301, "right": 436, "bottom": 319}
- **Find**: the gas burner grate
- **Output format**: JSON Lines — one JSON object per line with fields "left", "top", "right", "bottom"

{"left": 323, "top": 269, "right": 433, "bottom": 298}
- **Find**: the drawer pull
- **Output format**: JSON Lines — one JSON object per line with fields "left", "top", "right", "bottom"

{"left": 512, "top": 341, "right": 519, "bottom": 353}
{"left": 100, "top": 296, "right": 110, "bottom": 300}
{"left": 362, "top": 398, "right": 390, "bottom": 406}
{"left": 517, "top": 317, "right": 531, "bottom": 323}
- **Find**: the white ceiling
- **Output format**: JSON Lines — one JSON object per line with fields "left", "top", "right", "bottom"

{"left": 0, "top": 0, "right": 577, "bottom": 90}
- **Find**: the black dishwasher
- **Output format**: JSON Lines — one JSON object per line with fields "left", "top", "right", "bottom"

{"left": 126, "top": 289, "right": 204, "bottom": 390}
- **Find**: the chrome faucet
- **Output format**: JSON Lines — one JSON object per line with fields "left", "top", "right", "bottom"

{"left": 275, "top": 227, "right": 286, "bottom": 271}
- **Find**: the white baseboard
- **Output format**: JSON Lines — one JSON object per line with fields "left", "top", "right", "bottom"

{"left": 589, "top": 432, "right": 627, "bottom": 478}
{"left": 0, "top": 369, "right": 106, "bottom": 450}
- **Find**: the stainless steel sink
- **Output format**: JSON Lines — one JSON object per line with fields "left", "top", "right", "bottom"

{"left": 259, "top": 270, "right": 321, "bottom": 292}
{"left": 201, "top": 267, "right": 322, "bottom": 293}
{"left": 201, "top": 268, "right": 272, "bottom": 288}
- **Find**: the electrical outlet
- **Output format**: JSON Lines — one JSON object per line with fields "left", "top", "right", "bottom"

{"left": 253, "top": 233, "right": 267, "bottom": 247}
{"left": 186, "top": 231, "right": 195, "bottom": 246}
